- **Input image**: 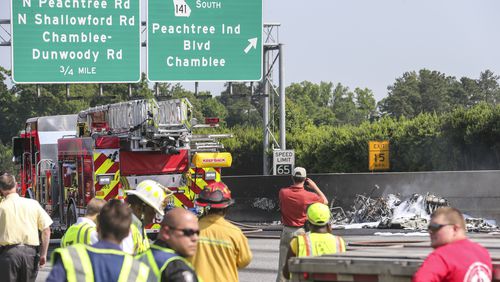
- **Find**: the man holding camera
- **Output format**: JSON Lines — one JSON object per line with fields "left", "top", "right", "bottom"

{"left": 276, "top": 167, "right": 328, "bottom": 282}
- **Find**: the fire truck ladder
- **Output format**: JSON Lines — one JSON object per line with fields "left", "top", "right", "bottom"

{"left": 79, "top": 98, "right": 234, "bottom": 153}
{"left": 79, "top": 98, "right": 193, "bottom": 151}
{"left": 189, "top": 134, "right": 233, "bottom": 152}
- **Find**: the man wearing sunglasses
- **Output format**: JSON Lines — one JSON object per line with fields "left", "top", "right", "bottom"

{"left": 413, "top": 207, "right": 492, "bottom": 282}
{"left": 137, "top": 207, "right": 200, "bottom": 282}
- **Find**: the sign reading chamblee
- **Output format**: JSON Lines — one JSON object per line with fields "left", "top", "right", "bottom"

{"left": 11, "top": 0, "right": 140, "bottom": 83}
{"left": 147, "top": 0, "right": 262, "bottom": 81}
{"left": 273, "top": 149, "right": 295, "bottom": 176}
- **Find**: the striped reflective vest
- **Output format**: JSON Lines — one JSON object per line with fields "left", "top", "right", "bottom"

{"left": 297, "top": 232, "right": 346, "bottom": 257}
{"left": 51, "top": 244, "right": 154, "bottom": 282}
{"left": 61, "top": 222, "right": 96, "bottom": 247}
{"left": 131, "top": 223, "right": 151, "bottom": 255}
{"left": 136, "top": 244, "right": 199, "bottom": 282}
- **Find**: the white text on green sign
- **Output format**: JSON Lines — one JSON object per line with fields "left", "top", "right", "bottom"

{"left": 147, "top": 0, "right": 262, "bottom": 81}
{"left": 11, "top": 0, "right": 140, "bottom": 83}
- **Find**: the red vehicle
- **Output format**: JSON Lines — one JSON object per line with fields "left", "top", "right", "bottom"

{"left": 12, "top": 98, "right": 232, "bottom": 234}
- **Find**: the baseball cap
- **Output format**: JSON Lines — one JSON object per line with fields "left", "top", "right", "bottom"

{"left": 293, "top": 167, "right": 306, "bottom": 178}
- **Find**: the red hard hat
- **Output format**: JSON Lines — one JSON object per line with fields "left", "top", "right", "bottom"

{"left": 195, "top": 182, "right": 234, "bottom": 209}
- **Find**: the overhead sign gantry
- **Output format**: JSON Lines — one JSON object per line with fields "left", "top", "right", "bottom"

{"left": 11, "top": 0, "right": 141, "bottom": 83}
{"left": 147, "top": 0, "right": 262, "bottom": 81}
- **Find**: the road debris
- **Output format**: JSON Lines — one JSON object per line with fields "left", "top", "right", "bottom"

{"left": 331, "top": 191, "right": 498, "bottom": 232}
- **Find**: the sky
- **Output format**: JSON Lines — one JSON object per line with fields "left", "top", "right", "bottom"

{"left": 1, "top": 0, "right": 500, "bottom": 102}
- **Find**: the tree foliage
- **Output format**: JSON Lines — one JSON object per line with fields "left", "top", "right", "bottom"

{"left": 0, "top": 68, "right": 498, "bottom": 175}
{"left": 379, "top": 69, "right": 500, "bottom": 118}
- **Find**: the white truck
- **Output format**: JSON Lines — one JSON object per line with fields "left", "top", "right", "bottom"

{"left": 288, "top": 235, "right": 500, "bottom": 282}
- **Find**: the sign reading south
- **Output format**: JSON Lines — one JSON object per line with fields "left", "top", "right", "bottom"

{"left": 11, "top": 0, "right": 140, "bottom": 83}
{"left": 148, "top": 0, "right": 262, "bottom": 81}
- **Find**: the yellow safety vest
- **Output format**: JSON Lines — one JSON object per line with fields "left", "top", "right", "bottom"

{"left": 61, "top": 222, "right": 96, "bottom": 247}
{"left": 136, "top": 244, "right": 200, "bottom": 282}
{"left": 297, "top": 232, "right": 346, "bottom": 257}
{"left": 51, "top": 244, "right": 153, "bottom": 282}
{"left": 131, "top": 223, "right": 151, "bottom": 255}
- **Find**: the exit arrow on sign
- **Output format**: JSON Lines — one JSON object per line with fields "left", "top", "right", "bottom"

{"left": 244, "top": 38, "right": 258, "bottom": 54}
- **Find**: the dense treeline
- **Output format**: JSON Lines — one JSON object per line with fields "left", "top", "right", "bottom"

{"left": 0, "top": 67, "right": 498, "bottom": 174}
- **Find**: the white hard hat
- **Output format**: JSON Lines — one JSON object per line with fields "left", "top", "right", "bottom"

{"left": 125, "top": 180, "right": 173, "bottom": 216}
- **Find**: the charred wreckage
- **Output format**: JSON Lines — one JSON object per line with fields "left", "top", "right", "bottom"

{"left": 330, "top": 186, "right": 498, "bottom": 232}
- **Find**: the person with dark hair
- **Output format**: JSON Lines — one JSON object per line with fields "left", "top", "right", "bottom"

{"left": 122, "top": 180, "right": 173, "bottom": 255}
{"left": 277, "top": 167, "right": 328, "bottom": 282}
{"left": 47, "top": 199, "right": 154, "bottom": 282}
{"left": 413, "top": 207, "right": 492, "bottom": 282}
{"left": 282, "top": 203, "right": 346, "bottom": 279}
{"left": 61, "top": 198, "right": 106, "bottom": 247}
{"left": 0, "top": 172, "right": 53, "bottom": 282}
{"left": 137, "top": 207, "right": 200, "bottom": 282}
{"left": 190, "top": 182, "right": 252, "bottom": 282}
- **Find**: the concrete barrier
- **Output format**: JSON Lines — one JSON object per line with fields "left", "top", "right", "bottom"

{"left": 224, "top": 170, "right": 500, "bottom": 223}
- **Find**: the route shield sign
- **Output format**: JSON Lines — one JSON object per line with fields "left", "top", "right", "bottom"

{"left": 147, "top": 0, "right": 262, "bottom": 81}
{"left": 273, "top": 150, "right": 295, "bottom": 175}
{"left": 11, "top": 0, "right": 140, "bottom": 83}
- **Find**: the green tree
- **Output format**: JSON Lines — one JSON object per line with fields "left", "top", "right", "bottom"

{"left": 286, "top": 81, "right": 336, "bottom": 126}
{"left": 330, "top": 83, "right": 358, "bottom": 125}
{"left": 219, "top": 83, "right": 261, "bottom": 127}
{"left": 476, "top": 70, "right": 500, "bottom": 105}
{"left": 354, "top": 87, "right": 376, "bottom": 122}
{"left": 0, "top": 142, "right": 16, "bottom": 174}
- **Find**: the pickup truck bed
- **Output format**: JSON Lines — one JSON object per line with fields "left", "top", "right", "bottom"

{"left": 288, "top": 234, "right": 500, "bottom": 281}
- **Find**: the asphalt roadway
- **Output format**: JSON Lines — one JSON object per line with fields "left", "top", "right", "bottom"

{"left": 34, "top": 227, "right": 500, "bottom": 281}
{"left": 36, "top": 229, "right": 427, "bottom": 282}
{"left": 36, "top": 237, "right": 280, "bottom": 281}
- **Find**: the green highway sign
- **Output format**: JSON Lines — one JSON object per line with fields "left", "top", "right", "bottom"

{"left": 11, "top": 0, "right": 140, "bottom": 83}
{"left": 147, "top": 0, "right": 262, "bottom": 81}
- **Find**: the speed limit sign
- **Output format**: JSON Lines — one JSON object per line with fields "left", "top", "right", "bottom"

{"left": 273, "top": 150, "right": 295, "bottom": 175}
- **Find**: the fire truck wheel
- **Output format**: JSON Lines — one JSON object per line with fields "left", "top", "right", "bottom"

{"left": 66, "top": 203, "right": 77, "bottom": 227}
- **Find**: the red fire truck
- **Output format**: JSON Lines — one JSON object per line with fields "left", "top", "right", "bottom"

{"left": 12, "top": 98, "right": 232, "bottom": 234}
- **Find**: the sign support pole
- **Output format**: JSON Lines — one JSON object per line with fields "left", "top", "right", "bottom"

{"left": 263, "top": 50, "right": 270, "bottom": 175}
{"left": 279, "top": 43, "right": 286, "bottom": 150}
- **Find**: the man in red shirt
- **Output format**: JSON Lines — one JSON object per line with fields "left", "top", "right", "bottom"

{"left": 413, "top": 207, "right": 492, "bottom": 282}
{"left": 276, "top": 167, "right": 328, "bottom": 282}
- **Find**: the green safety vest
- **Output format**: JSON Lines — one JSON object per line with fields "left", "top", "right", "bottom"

{"left": 51, "top": 244, "right": 153, "bottom": 282}
{"left": 297, "top": 232, "right": 346, "bottom": 257}
{"left": 61, "top": 222, "right": 96, "bottom": 247}
{"left": 131, "top": 223, "right": 151, "bottom": 255}
{"left": 136, "top": 244, "right": 199, "bottom": 282}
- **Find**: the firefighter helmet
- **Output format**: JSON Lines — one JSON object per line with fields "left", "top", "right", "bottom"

{"left": 195, "top": 182, "right": 234, "bottom": 209}
{"left": 306, "top": 203, "right": 331, "bottom": 226}
{"left": 125, "top": 180, "right": 173, "bottom": 216}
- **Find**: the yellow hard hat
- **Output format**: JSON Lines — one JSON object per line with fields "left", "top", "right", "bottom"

{"left": 306, "top": 203, "right": 331, "bottom": 226}
{"left": 125, "top": 180, "right": 173, "bottom": 216}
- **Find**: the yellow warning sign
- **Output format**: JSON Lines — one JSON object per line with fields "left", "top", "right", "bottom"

{"left": 369, "top": 141, "right": 389, "bottom": 170}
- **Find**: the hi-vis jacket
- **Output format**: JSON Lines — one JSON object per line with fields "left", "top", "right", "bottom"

{"left": 291, "top": 232, "right": 346, "bottom": 257}
{"left": 50, "top": 243, "right": 155, "bottom": 282}
{"left": 136, "top": 242, "right": 199, "bottom": 282}
{"left": 61, "top": 220, "right": 96, "bottom": 247}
